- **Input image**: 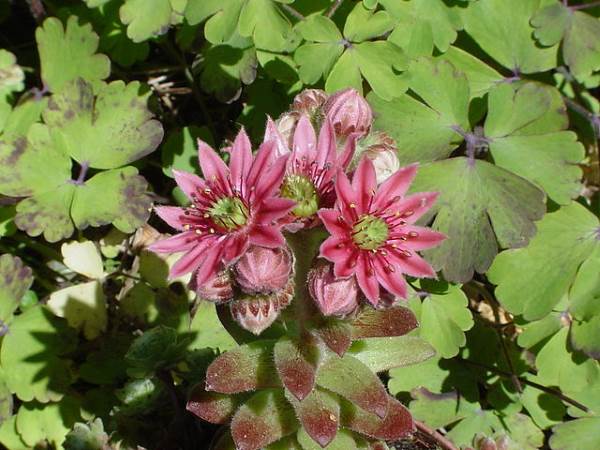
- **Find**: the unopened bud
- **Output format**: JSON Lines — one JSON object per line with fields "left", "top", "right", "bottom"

{"left": 230, "top": 281, "right": 294, "bottom": 335}
{"left": 292, "top": 89, "right": 328, "bottom": 117}
{"left": 308, "top": 263, "right": 360, "bottom": 317}
{"left": 234, "top": 245, "right": 293, "bottom": 295}
{"left": 354, "top": 132, "right": 399, "bottom": 184}
{"left": 195, "top": 270, "right": 233, "bottom": 303}
{"left": 323, "top": 88, "right": 373, "bottom": 138}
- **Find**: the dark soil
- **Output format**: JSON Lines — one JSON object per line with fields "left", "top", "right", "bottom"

{"left": 390, "top": 431, "right": 444, "bottom": 450}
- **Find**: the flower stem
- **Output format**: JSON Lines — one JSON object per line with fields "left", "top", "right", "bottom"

{"left": 571, "top": 0, "right": 600, "bottom": 10}
{"left": 414, "top": 420, "right": 459, "bottom": 450}
{"left": 326, "top": 0, "right": 344, "bottom": 18}
{"left": 281, "top": 4, "right": 305, "bottom": 21}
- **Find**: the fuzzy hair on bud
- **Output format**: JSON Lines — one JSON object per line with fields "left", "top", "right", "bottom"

{"left": 308, "top": 262, "right": 360, "bottom": 317}
{"left": 323, "top": 88, "right": 373, "bottom": 138}
{"left": 233, "top": 245, "right": 293, "bottom": 295}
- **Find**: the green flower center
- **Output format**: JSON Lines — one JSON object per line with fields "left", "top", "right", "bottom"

{"left": 352, "top": 214, "right": 389, "bottom": 250}
{"left": 281, "top": 174, "right": 319, "bottom": 218}
{"left": 209, "top": 197, "right": 248, "bottom": 230}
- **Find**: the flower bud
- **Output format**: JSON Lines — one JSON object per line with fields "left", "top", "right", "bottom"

{"left": 292, "top": 89, "right": 328, "bottom": 117}
{"left": 233, "top": 245, "right": 293, "bottom": 295}
{"left": 323, "top": 88, "right": 373, "bottom": 138}
{"left": 194, "top": 270, "right": 233, "bottom": 303}
{"left": 230, "top": 281, "right": 294, "bottom": 334}
{"left": 308, "top": 263, "right": 360, "bottom": 317}
{"left": 352, "top": 132, "right": 400, "bottom": 184}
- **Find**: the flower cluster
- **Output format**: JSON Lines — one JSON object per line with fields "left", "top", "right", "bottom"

{"left": 150, "top": 88, "right": 444, "bottom": 333}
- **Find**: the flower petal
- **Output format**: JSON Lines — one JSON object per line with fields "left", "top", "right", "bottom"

{"left": 373, "top": 256, "right": 408, "bottom": 299}
{"left": 148, "top": 231, "right": 198, "bottom": 253}
{"left": 373, "top": 164, "right": 418, "bottom": 209}
{"left": 264, "top": 116, "right": 290, "bottom": 158}
{"left": 170, "top": 238, "right": 214, "bottom": 278}
{"left": 198, "top": 139, "right": 231, "bottom": 193}
{"left": 221, "top": 233, "right": 249, "bottom": 264}
{"left": 318, "top": 208, "right": 350, "bottom": 236}
{"left": 229, "top": 128, "right": 253, "bottom": 192}
{"left": 254, "top": 154, "right": 289, "bottom": 202}
{"left": 389, "top": 250, "right": 437, "bottom": 278}
{"left": 194, "top": 242, "right": 225, "bottom": 285}
{"left": 394, "top": 192, "right": 439, "bottom": 224}
{"left": 154, "top": 206, "right": 186, "bottom": 230}
{"left": 247, "top": 140, "right": 276, "bottom": 190}
{"left": 334, "top": 170, "right": 357, "bottom": 218}
{"left": 255, "top": 198, "right": 297, "bottom": 224}
{"left": 293, "top": 115, "right": 317, "bottom": 160}
{"left": 337, "top": 133, "right": 359, "bottom": 170}
{"left": 355, "top": 253, "right": 379, "bottom": 305}
{"left": 396, "top": 226, "right": 446, "bottom": 251}
{"left": 352, "top": 157, "right": 377, "bottom": 213}
{"left": 172, "top": 169, "right": 205, "bottom": 200}
{"left": 316, "top": 118, "right": 336, "bottom": 168}
{"left": 249, "top": 224, "right": 286, "bottom": 248}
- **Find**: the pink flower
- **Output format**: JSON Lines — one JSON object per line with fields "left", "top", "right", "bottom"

{"left": 308, "top": 263, "right": 360, "bottom": 317}
{"left": 234, "top": 245, "right": 293, "bottom": 294}
{"left": 149, "top": 130, "right": 296, "bottom": 286}
{"left": 318, "top": 158, "right": 445, "bottom": 305}
{"left": 323, "top": 88, "right": 373, "bottom": 138}
{"left": 279, "top": 115, "right": 356, "bottom": 227}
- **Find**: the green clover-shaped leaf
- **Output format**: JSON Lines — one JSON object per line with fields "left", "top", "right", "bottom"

{"left": 0, "top": 49, "right": 24, "bottom": 97}
{"left": 295, "top": 3, "right": 408, "bottom": 100}
{"left": 1, "top": 306, "right": 77, "bottom": 403}
{"left": 463, "top": 0, "right": 558, "bottom": 74}
{"left": 369, "top": 58, "right": 469, "bottom": 164}
{"left": 550, "top": 417, "right": 600, "bottom": 450}
{"left": 380, "top": 0, "right": 463, "bottom": 57}
{"left": 43, "top": 78, "right": 163, "bottom": 169}
{"left": 410, "top": 157, "right": 546, "bottom": 283}
{"left": 119, "top": 0, "right": 187, "bottom": 43}
{"left": 485, "top": 82, "right": 585, "bottom": 205}
{"left": 0, "top": 254, "right": 33, "bottom": 325}
{"left": 532, "top": 3, "right": 600, "bottom": 80}
{"left": 36, "top": 17, "right": 110, "bottom": 92}
{"left": 489, "top": 202, "right": 599, "bottom": 320}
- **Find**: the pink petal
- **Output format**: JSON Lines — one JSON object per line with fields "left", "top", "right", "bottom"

{"left": 197, "top": 139, "right": 231, "bottom": 193}
{"left": 373, "top": 257, "right": 408, "bottom": 299}
{"left": 318, "top": 209, "right": 349, "bottom": 236}
{"left": 254, "top": 198, "right": 297, "bottom": 224}
{"left": 154, "top": 206, "right": 186, "bottom": 230}
{"left": 221, "top": 234, "right": 249, "bottom": 264}
{"left": 389, "top": 250, "right": 437, "bottom": 278}
{"left": 247, "top": 140, "right": 276, "bottom": 189}
{"left": 172, "top": 169, "right": 205, "bottom": 200}
{"left": 194, "top": 242, "right": 225, "bottom": 285}
{"left": 249, "top": 225, "right": 286, "bottom": 248}
{"left": 229, "top": 129, "right": 253, "bottom": 192}
{"left": 148, "top": 231, "right": 199, "bottom": 253}
{"left": 170, "top": 239, "right": 214, "bottom": 278}
{"left": 394, "top": 192, "right": 439, "bottom": 224}
{"left": 355, "top": 253, "right": 379, "bottom": 305}
{"left": 320, "top": 235, "right": 351, "bottom": 262}
{"left": 352, "top": 157, "right": 377, "bottom": 213}
{"left": 337, "top": 133, "right": 359, "bottom": 170}
{"left": 316, "top": 118, "right": 336, "bottom": 168}
{"left": 254, "top": 154, "right": 289, "bottom": 202}
{"left": 293, "top": 115, "right": 317, "bottom": 160}
{"left": 373, "top": 164, "right": 418, "bottom": 209}
{"left": 397, "top": 226, "right": 446, "bottom": 251}
{"left": 334, "top": 170, "right": 357, "bottom": 217}
{"left": 265, "top": 116, "right": 290, "bottom": 158}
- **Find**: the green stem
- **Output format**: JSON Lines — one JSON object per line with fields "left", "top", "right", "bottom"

{"left": 285, "top": 228, "right": 327, "bottom": 332}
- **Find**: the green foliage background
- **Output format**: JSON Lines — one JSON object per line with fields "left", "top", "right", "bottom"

{"left": 0, "top": 0, "right": 600, "bottom": 449}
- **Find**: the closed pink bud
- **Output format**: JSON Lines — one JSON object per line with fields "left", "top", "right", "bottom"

{"left": 234, "top": 245, "right": 293, "bottom": 295}
{"left": 308, "top": 263, "right": 360, "bottom": 317}
{"left": 195, "top": 270, "right": 233, "bottom": 303}
{"left": 230, "top": 282, "right": 294, "bottom": 335}
{"left": 292, "top": 89, "right": 328, "bottom": 116}
{"left": 323, "top": 88, "right": 373, "bottom": 138}
{"left": 276, "top": 111, "right": 300, "bottom": 150}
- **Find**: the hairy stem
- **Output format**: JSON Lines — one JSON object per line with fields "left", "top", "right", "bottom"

{"left": 414, "top": 420, "right": 459, "bottom": 450}
{"left": 281, "top": 3, "right": 305, "bottom": 21}
{"left": 327, "top": 0, "right": 344, "bottom": 18}
{"left": 459, "top": 358, "right": 590, "bottom": 413}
